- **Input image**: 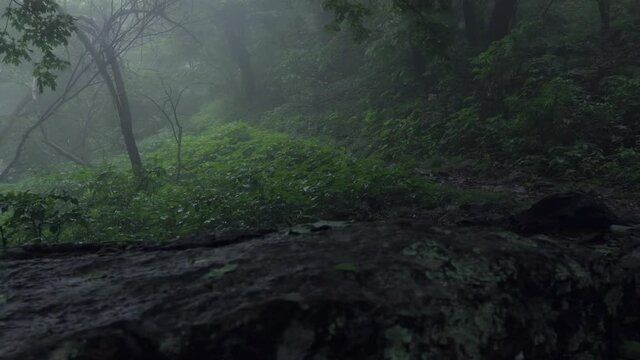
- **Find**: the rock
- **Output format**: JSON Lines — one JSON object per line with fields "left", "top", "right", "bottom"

{"left": 1, "top": 219, "right": 638, "bottom": 360}
{"left": 611, "top": 225, "right": 634, "bottom": 237}
{"left": 511, "top": 192, "right": 620, "bottom": 235}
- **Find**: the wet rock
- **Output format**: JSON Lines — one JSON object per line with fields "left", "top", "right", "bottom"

{"left": 511, "top": 192, "right": 620, "bottom": 234}
{"left": 0, "top": 219, "right": 638, "bottom": 360}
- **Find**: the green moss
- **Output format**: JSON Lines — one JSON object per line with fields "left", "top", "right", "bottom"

{"left": 431, "top": 301, "right": 508, "bottom": 359}
{"left": 444, "top": 256, "right": 515, "bottom": 286}
{"left": 203, "top": 264, "right": 239, "bottom": 280}
{"left": 402, "top": 240, "right": 449, "bottom": 271}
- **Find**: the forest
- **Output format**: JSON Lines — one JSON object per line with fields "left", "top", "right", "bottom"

{"left": 0, "top": 0, "right": 640, "bottom": 359}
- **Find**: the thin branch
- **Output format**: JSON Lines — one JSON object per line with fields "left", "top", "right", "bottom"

{"left": 0, "top": 66, "right": 101, "bottom": 180}
{"left": 540, "top": 0, "right": 556, "bottom": 17}
{"left": 39, "top": 126, "right": 93, "bottom": 167}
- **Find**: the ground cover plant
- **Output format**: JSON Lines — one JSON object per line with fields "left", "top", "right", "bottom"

{"left": 1, "top": 122, "right": 497, "bottom": 245}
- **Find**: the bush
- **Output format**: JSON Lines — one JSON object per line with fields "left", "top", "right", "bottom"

{"left": 0, "top": 191, "right": 86, "bottom": 246}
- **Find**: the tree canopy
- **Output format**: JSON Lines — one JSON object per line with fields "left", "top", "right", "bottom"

{"left": 0, "top": 0, "right": 74, "bottom": 90}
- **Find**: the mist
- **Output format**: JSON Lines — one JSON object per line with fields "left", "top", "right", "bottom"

{"left": 1, "top": 1, "right": 640, "bottom": 359}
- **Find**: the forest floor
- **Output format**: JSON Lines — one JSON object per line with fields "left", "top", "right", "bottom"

{"left": 1, "top": 176, "right": 640, "bottom": 360}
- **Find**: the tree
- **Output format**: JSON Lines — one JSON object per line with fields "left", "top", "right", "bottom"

{"left": 146, "top": 80, "right": 187, "bottom": 180}
{"left": 323, "top": 0, "right": 520, "bottom": 51}
{"left": 0, "top": 0, "right": 182, "bottom": 181}
{"left": 596, "top": 0, "right": 611, "bottom": 33}
{"left": 321, "top": 0, "right": 455, "bottom": 98}
{"left": 72, "top": 0, "right": 180, "bottom": 180}
{"left": 0, "top": 0, "right": 75, "bottom": 91}
{"left": 322, "top": 0, "right": 372, "bottom": 41}
{"left": 462, "top": 0, "right": 480, "bottom": 46}
{"left": 486, "top": 0, "right": 518, "bottom": 42}
{"left": 0, "top": 46, "right": 103, "bottom": 180}
{"left": 216, "top": 2, "right": 256, "bottom": 101}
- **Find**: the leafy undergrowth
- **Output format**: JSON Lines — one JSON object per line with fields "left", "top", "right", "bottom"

{"left": 0, "top": 123, "right": 504, "bottom": 246}
{"left": 421, "top": 25, "right": 640, "bottom": 193}
{"left": 246, "top": 22, "right": 640, "bottom": 196}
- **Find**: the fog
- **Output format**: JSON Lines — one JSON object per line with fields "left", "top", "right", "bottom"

{"left": 0, "top": 0, "right": 637, "bottom": 242}
{"left": 2, "top": 1, "right": 640, "bottom": 358}
{"left": 0, "top": 0, "right": 362, "bottom": 179}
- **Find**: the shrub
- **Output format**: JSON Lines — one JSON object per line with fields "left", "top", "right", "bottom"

{"left": 0, "top": 191, "right": 85, "bottom": 246}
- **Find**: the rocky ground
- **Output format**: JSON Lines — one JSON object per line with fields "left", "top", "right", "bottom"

{"left": 1, "top": 190, "right": 640, "bottom": 360}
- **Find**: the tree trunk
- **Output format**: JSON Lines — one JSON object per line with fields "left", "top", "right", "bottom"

{"left": 219, "top": 4, "right": 256, "bottom": 101}
{"left": 487, "top": 0, "right": 518, "bottom": 42}
{"left": 462, "top": 0, "right": 480, "bottom": 46}
{"left": 229, "top": 38, "right": 255, "bottom": 101}
{"left": 76, "top": 29, "right": 144, "bottom": 180}
{"left": 104, "top": 47, "right": 144, "bottom": 179}
{"left": 408, "top": 38, "right": 429, "bottom": 96}
{"left": 596, "top": 0, "right": 611, "bottom": 33}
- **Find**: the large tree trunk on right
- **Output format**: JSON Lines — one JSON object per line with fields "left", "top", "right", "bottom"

{"left": 228, "top": 37, "right": 255, "bottom": 101}
{"left": 219, "top": 4, "right": 256, "bottom": 102}
{"left": 597, "top": 0, "right": 611, "bottom": 33}
{"left": 487, "top": 0, "right": 518, "bottom": 42}
{"left": 408, "top": 38, "right": 429, "bottom": 96}
{"left": 463, "top": 0, "right": 480, "bottom": 46}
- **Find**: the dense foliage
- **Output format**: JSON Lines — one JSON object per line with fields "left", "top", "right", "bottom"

{"left": 0, "top": 0, "right": 74, "bottom": 90}
{"left": 0, "top": 190, "right": 84, "bottom": 245}
{"left": 0, "top": 0, "right": 637, "bottom": 245}
{"left": 1, "top": 121, "right": 496, "bottom": 245}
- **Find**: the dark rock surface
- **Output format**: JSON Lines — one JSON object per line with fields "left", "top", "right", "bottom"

{"left": 1, "top": 211, "right": 639, "bottom": 360}
{"left": 511, "top": 191, "right": 621, "bottom": 235}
